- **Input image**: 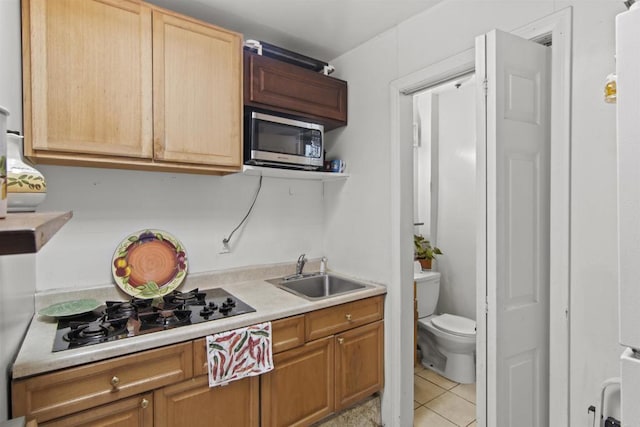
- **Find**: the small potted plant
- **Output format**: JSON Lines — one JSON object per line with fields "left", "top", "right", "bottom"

{"left": 414, "top": 234, "right": 443, "bottom": 270}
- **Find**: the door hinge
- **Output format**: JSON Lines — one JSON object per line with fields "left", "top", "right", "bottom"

{"left": 482, "top": 78, "right": 488, "bottom": 96}
{"left": 485, "top": 298, "right": 489, "bottom": 314}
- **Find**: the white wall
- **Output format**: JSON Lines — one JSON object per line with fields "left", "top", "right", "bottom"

{"left": 413, "top": 93, "right": 432, "bottom": 238}
{"left": 326, "top": 1, "right": 623, "bottom": 425}
{"left": 35, "top": 166, "right": 324, "bottom": 290}
{"left": 0, "top": 255, "right": 36, "bottom": 421}
{"left": 0, "top": 0, "right": 22, "bottom": 133}
{"left": 322, "top": 29, "right": 398, "bottom": 285}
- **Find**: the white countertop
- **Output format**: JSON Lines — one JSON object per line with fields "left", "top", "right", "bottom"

{"left": 12, "top": 269, "right": 387, "bottom": 379}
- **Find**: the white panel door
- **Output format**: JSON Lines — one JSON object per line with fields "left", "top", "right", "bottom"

{"left": 476, "top": 29, "right": 551, "bottom": 427}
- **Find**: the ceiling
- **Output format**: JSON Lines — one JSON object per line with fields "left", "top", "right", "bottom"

{"left": 147, "top": 0, "right": 443, "bottom": 62}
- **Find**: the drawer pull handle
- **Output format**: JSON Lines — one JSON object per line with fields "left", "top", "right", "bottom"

{"left": 345, "top": 314, "right": 352, "bottom": 321}
{"left": 110, "top": 376, "right": 120, "bottom": 387}
{"left": 141, "top": 398, "right": 149, "bottom": 409}
{"left": 337, "top": 338, "right": 345, "bottom": 345}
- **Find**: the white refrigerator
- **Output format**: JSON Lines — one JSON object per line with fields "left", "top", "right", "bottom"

{"left": 617, "top": 3, "right": 640, "bottom": 425}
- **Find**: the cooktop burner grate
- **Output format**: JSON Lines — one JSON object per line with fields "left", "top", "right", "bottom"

{"left": 52, "top": 288, "right": 255, "bottom": 352}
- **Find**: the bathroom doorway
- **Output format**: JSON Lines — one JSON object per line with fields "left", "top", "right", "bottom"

{"left": 412, "top": 74, "right": 479, "bottom": 426}
{"left": 388, "top": 9, "right": 571, "bottom": 427}
{"left": 412, "top": 74, "right": 477, "bottom": 322}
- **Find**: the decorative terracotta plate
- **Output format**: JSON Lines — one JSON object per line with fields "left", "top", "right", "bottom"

{"left": 38, "top": 299, "right": 101, "bottom": 318}
{"left": 112, "top": 229, "right": 188, "bottom": 298}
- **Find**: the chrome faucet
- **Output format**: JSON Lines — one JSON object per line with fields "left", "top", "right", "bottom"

{"left": 296, "top": 253, "right": 307, "bottom": 276}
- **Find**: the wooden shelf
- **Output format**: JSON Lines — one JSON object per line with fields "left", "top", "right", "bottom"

{"left": 241, "top": 165, "right": 349, "bottom": 181}
{"left": 0, "top": 211, "right": 73, "bottom": 255}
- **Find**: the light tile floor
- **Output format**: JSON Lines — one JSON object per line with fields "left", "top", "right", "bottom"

{"left": 414, "top": 364, "right": 477, "bottom": 427}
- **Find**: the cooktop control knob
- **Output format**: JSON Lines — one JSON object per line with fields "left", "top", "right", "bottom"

{"left": 219, "top": 303, "right": 232, "bottom": 315}
{"left": 200, "top": 306, "right": 215, "bottom": 317}
{"left": 208, "top": 301, "right": 218, "bottom": 310}
{"left": 225, "top": 297, "right": 236, "bottom": 307}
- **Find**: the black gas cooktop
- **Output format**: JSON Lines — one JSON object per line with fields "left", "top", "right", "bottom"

{"left": 52, "top": 288, "right": 255, "bottom": 352}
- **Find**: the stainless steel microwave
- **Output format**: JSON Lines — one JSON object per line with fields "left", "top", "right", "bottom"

{"left": 244, "top": 111, "right": 324, "bottom": 170}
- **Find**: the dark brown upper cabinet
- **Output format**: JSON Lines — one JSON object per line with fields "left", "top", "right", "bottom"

{"left": 243, "top": 50, "right": 348, "bottom": 131}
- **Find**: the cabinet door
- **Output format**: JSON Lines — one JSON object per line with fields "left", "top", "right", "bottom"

{"left": 153, "top": 11, "right": 242, "bottom": 168}
{"left": 23, "top": 0, "right": 153, "bottom": 158}
{"left": 335, "top": 321, "right": 384, "bottom": 410}
{"left": 154, "top": 375, "right": 259, "bottom": 427}
{"left": 39, "top": 393, "right": 153, "bottom": 427}
{"left": 261, "top": 336, "right": 334, "bottom": 427}
{"left": 244, "top": 51, "right": 348, "bottom": 130}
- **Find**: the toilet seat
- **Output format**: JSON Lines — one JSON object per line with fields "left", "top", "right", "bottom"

{"left": 431, "top": 314, "right": 476, "bottom": 338}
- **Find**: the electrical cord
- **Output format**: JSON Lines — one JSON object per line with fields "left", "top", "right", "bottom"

{"left": 222, "top": 174, "right": 263, "bottom": 247}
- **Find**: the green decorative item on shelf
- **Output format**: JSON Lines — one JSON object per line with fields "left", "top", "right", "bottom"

{"left": 414, "top": 234, "right": 442, "bottom": 270}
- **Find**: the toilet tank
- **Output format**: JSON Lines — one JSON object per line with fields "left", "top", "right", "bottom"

{"left": 415, "top": 271, "right": 441, "bottom": 318}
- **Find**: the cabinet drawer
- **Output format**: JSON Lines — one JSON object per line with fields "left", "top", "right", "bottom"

{"left": 39, "top": 392, "right": 153, "bottom": 427}
{"left": 305, "top": 296, "right": 384, "bottom": 341}
{"left": 272, "top": 315, "right": 305, "bottom": 354}
{"left": 192, "top": 316, "right": 305, "bottom": 376}
{"left": 12, "top": 342, "right": 192, "bottom": 423}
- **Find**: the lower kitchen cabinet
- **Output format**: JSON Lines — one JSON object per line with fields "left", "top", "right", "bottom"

{"left": 12, "top": 296, "right": 384, "bottom": 426}
{"left": 154, "top": 375, "right": 259, "bottom": 427}
{"left": 261, "top": 297, "right": 385, "bottom": 426}
{"left": 335, "top": 320, "right": 384, "bottom": 410}
{"left": 12, "top": 342, "right": 192, "bottom": 424}
{"left": 261, "top": 336, "right": 335, "bottom": 427}
{"left": 39, "top": 393, "right": 153, "bottom": 427}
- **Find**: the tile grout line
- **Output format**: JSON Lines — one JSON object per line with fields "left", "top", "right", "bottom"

{"left": 414, "top": 374, "right": 477, "bottom": 427}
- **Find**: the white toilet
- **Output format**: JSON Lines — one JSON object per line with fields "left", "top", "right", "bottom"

{"left": 416, "top": 271, "right": 476, "bottom": 384}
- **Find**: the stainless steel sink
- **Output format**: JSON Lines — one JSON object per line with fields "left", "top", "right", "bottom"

{"left": 268, "top": 273, "right": 370, "bottom": 300}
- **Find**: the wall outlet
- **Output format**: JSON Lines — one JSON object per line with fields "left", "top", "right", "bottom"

{"left": 219, "top": 239, "right": 231, "bottom": 254}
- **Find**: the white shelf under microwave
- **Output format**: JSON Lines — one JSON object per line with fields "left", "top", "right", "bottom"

{"left": 241, "top": 165, "right": 349, "bottom": 181}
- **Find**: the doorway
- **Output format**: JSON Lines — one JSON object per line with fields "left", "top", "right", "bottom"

{"left": 413, "top": 74, "right": 477, "bottom": 322}
{"left": 387, "top": 8, "right": 571, "bottom": 427}
{"left": 412, "top": 74, "right": 478, "bottom": 426}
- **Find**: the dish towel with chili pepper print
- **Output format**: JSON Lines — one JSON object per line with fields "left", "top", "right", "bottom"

{"left": 206, "top": 321, "right": 273, "bottom": 387}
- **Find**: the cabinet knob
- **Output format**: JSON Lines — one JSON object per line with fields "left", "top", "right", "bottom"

{"left": 345, "top": 314, "right": 352, "bottom": 321}
{"left": 337, "top": 338, "right": 345, "bottom": 344}
{"left": 141, "top": 398, "right": 149, "bottom": 409}
{"left": 110, "top": 376, "right": 120, "bottom": 387}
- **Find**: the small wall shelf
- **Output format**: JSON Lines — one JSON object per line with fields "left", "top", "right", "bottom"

{"left": 0, "top": 211, "right": 73, "bottom": 255}
{"left": 241, "top": 165, "right": 349, "bottom": 181}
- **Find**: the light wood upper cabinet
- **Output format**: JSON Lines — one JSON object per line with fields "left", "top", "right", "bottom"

{"left": 153, "top": 10, "right": 242, "bottom": 167}
{"left": 23, "top": 0, "right": 153, "bottom": 159}
{"left": 22, "top": 0, "right": 243, "bottom": 174}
